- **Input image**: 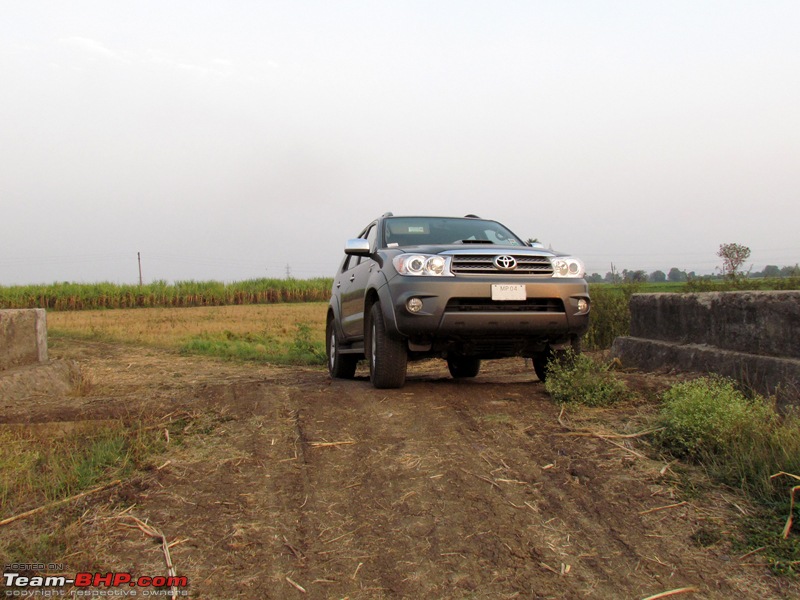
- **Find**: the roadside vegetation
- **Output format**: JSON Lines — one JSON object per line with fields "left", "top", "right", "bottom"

{"left": 545, "top": 355, "right": 800, "bottom": 574}
{"left": 48, "top": 303, "right": 328, "bottom": 366}
{"left": 543, "top": 350, "right": 630, "bottom": 407}
{"left": 0, "top": 278, "right": 332, "bottom": 310}
{"left": 0, "top": 419, "right": 164, "bottom": 564}
{"left": 654, "top": 377, "right": 800, "bottom": 574}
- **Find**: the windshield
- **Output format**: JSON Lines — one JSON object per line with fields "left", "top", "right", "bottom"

{"left": 383, "top": 217, "right": 525, "bottom": 248}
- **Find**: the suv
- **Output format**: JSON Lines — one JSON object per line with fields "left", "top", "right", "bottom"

{"left": 326, "top": 214, "right": 590, "bottom": 388}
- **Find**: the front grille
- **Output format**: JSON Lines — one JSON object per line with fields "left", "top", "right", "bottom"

{"left": 445, "top": 298, "right": 564, "bottom": 313}
{"left": 450, "top": 254, "right": 554, "bottom": 275}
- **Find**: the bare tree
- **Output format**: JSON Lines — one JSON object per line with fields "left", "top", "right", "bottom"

{"left": 717, "top": 243, "right": 751, "bottom": 279}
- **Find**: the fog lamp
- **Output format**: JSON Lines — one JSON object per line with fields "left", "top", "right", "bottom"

{"left": 406, "top": 297, "right": 424, "bottom": 313}
{"left": 577, "top": 298, "right": 589, "bottom": 313}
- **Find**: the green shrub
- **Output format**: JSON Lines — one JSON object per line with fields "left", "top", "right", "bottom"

{"left": 655, "top": 377, "right": 800, "bottom": 501}
{"left": 544, "top": 351, "right": 629, "bottom": 407}
{"left": 655, "top": 377, "right": 775, "bottom": 460}
{"left": 583, "top": 284, "right": 638, "bottom": 350}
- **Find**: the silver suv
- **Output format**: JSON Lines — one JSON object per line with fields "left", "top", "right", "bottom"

{"left": 326, "top": 214, "right": 590, "bottom": 388}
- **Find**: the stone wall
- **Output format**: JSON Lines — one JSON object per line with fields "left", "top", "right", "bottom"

{"left": 612, "top": 291, "right": 800, "bottom": 409}
{"left": 0, "top": 308, "right": 48, "bottom": 371}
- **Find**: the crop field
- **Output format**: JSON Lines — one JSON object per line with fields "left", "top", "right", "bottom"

{"left": 0, "top": 278, "right": 332, "bottom": 310}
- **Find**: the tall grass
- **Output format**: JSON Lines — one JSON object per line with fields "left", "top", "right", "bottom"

{"left": 0, "top": 278, "right": 333, "bottom": 311}
{"left": 653, "top": 376, "right": 800, "bottom": 574}
{"left": 584, "top": 283, "right": 639, "bottom": 350}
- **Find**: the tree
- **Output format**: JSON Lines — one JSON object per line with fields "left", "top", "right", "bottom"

{"left": 623, "top": 269, "right": 647, "bottom": 284}
{"left": 717, "top": 243, "right": 751, "bottom": 279}
{"left": 586, "top": 273, "right": 603, "bottom": 283}
{"left": 762, "top": 265, "right": 781, "bottom": 278}
{"left": 667, "top": 267, "right": 687, "bottom": 282}
{"left": 649, "top": 270, "right": 666, "bottom": 283}
{"left": 780, "top": 264, "right": 800, "bottom": 277}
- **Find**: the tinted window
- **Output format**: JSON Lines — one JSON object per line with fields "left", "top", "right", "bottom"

{"left": 384, "top": 217, "right": 524, "bottom": 247}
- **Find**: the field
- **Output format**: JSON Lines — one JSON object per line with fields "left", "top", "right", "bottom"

{"left": 2, "top": 304, "right": 798, "bottom": 599}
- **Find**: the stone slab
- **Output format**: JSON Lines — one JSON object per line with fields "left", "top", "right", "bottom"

{"left": 629, "top": 291, "right": 800, "bottom": 359}
{"left": 0, "top": 308, "right": 48, "bottom": 371}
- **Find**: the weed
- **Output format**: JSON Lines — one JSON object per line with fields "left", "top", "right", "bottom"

{"left": 583, "top": 283, "right": 639, "bottom": 350}
{"left": 180, "top": 321, "right": 325, "bottom": 366}
{"left": 544, "top": 351, "right": 630, "bottom": 407}
{"left": 654, "top": 377, "right": 775, "bottom": 461}
{"left": 654, "top": 377, "right": 800, "bottom": 572}
{"left": 733, "top": 509, "right": 800, "bottom": 576}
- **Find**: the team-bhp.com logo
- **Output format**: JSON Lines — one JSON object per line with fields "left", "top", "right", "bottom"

{"left": 3, "top": 571, "right": 188, "bottom": 596}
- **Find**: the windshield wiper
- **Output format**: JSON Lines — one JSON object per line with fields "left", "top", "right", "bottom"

{"left": 456, "top": 239, "right": 494, "bottom": 244}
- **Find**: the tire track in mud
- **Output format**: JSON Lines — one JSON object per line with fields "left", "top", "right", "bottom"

{"left": 265, "top": 373, "right": 752, "bottom": 599}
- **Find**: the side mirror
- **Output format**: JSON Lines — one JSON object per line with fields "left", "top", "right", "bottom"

{"left": 344, "top": 238, "right": 371, "bottom": 256}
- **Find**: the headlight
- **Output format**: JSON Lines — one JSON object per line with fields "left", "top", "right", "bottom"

{"left": 550, "top": 257, "right": 585, "bottom": 278}
{"left": 393, "top": 254, "right": 452, "bottom": 276}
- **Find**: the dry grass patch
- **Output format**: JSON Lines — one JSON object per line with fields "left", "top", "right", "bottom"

{"left": 48, "top": 303, "right": 327, "bottom": 349}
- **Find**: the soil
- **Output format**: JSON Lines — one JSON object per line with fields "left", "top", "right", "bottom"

{"left": 2, "top": 339, "right": 798, "bottom": 599}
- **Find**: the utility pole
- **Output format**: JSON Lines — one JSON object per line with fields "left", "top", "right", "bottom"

{"left": 138, "top": 252, "right": 143, "bottom": 286}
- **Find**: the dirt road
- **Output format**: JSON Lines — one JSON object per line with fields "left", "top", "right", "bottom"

{"left": 3, "top": 340, "right": 797, "bottom": 599}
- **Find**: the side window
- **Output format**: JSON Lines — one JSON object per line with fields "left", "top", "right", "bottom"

{"left": 341, "top": 223, "right": 376, "bottom": 272}
{"left": 354, "top": 224, "right": 377, "bottom": 266}
{"left": 341, "top": 255, "right": 356, "bottom": 273}
{"left": 364, "top": 225, "right": 378, "bottom": 252}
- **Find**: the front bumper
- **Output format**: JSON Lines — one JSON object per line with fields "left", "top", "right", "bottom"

{"left": 383, "top": 276, "right": 590, "bottom": 344}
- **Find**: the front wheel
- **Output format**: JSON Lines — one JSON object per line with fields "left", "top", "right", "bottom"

{"left": 326, "top": 317, "right": 358, "bottom": 379}
{"left": 367, "top": 303, "right": 408, "bottom": 389}
{"left": 447, "top": 355, "right": 481, "bottom": 378}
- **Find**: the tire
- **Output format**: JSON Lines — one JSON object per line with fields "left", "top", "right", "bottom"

{"left": 447, "top": 355, "right": 481, "bottom": 378}
{"left": 532, "top": 354, "right": 549, "bottom": 382}
{"left": 533, "top": 336, "right": 581, "bottom": 383}
{"left": 326, "top": 317, "right": 358, "bottom": 379}
{"left": 367, "top": 303, "right": 407, "bottom": 389}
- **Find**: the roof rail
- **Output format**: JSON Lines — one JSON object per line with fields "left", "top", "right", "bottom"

{"left": 381, "top": 211, "right": 394, "bottom": 218}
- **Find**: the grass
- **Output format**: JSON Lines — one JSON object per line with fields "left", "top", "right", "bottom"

{"left": 48, "top": 303, "right": 328, "bottom": 365}
{"left": 543, "top": 351, "right": 630, "bottom": 407}
{"left": 0, "top": 409, "right": 233, "bottom": 570}
{"left": 0, "top": 420, "right": 164, "bottom": 520}
{"left": 180, "top": 322, "right": 326, "bottom": 365}
{"left": 653, "top": 376, "right": 800, "bottom": 574}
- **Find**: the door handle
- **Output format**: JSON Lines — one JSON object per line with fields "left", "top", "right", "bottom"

{"left": 336, "top": 281, "right": 341, "bottom": 288}
{"left": 349, "top": 274, "right": 356, "bottom": 282}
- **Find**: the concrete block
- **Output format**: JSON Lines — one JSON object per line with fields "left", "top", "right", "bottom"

{"left": 0, "top": 309, "right": 48, "bottom": 371}
{"left": 615, "top": 291, "right": 800, "bottom": 408}
{"left": 629, "top": 291, "right": 800, "bottom": 359}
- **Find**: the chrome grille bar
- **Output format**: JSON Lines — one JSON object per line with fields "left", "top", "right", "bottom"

{"left": 450, "top": 255, "right": 554, "bottom": 275}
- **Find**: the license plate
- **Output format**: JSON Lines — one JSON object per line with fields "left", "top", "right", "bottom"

{"left": 491, "top": 284, "right": 526, "bottom": 301}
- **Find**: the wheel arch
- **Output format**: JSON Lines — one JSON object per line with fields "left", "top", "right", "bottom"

{"left": 364, "top": 284, "right": 403, "bottom": 340}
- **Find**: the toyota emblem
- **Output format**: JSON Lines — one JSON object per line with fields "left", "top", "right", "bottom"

{"left": 493, "top": 255, "right": 517, "bottom": 271}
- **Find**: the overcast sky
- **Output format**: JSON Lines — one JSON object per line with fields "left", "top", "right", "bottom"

{"left": 1, "top": 1, "right": 798, "bottom": 285}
